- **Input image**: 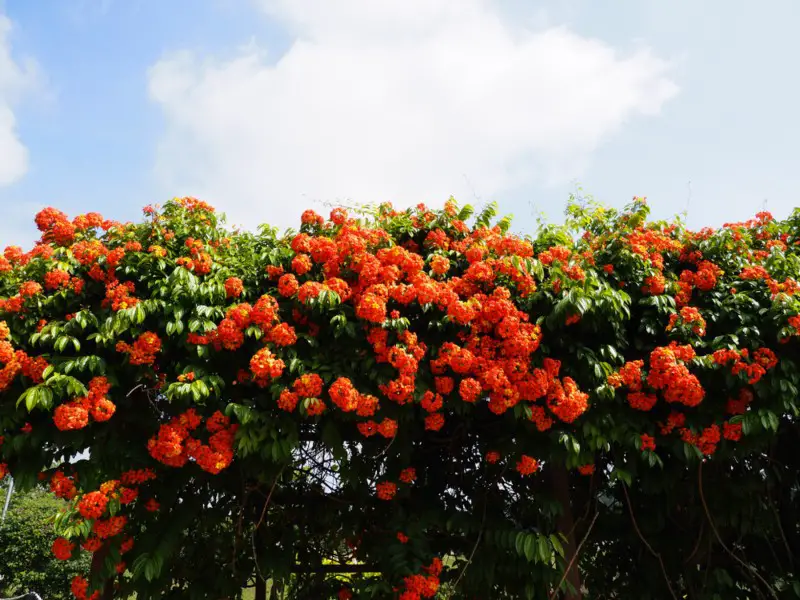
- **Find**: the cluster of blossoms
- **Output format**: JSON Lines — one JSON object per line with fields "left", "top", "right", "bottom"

{"left": 610, "top": 341, "right": 779, "bottom": 455}
{"left": 376, "top": 467, "right": 416, "bottom": 501}
{"left": 53, "top": 376, "right": 115, "bottom": 431}
{"left": 176, "top": 237, "right": 213, "bottom": 274}
{"left": 116, "top": 331, "right": 162, "bottom": 365}
{"left": 147, "top": 409, "right": 238, "bottom": 474}
{"left": 667, "top": 306, "right": 707, "bottom": 336}
{"left": 609, "top": 342, "right": 705, "bottom": 411}
{"left": 397, "top": 557, "right": 443, "bottom": 600}
{"left": 712, "top": 346, "right": 778, "bottom": 385}
{"left": 0, "top": 320, "right": 48, "bottom": 392}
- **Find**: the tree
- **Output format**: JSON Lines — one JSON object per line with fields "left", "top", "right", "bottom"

{"left": 0, "top": 482, "right": 91, "bottom": 599}
{"left": 0, "top": 195, "right": 798, "bottom": 599}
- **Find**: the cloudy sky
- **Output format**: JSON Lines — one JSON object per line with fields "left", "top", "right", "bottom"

{"left": 0, "top": 0, "right": 798, "bottom": 248}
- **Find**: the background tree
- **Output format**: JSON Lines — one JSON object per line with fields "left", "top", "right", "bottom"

{"left": 0, "top": 482, "right": 91, "bottom": 599}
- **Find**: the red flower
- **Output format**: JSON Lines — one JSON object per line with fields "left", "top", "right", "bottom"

{"left": 278, "top": 274, "right": 299, "bottom": 297}
{"left": 424, "top": 413, "right": 445, "bottom": 431}
{"left": 329, "top": 377, "right": 359, "bottom": 412}
{"left": 376, "top": 481, "right": 397, "bottom": 500}
{"left": 640, "top": 434, "right": 656, "bottom": 452}
{"left": 399, "top": 468, "right": 417, "bottom": 484}
{"left": 278, "top": 389, "right": 299, "bottom": 412}
{"left": 515, "top": 455, "right": 540, "bottom": 476}
{"left": 19, "top": 280, "right": 43, "bottom": 298}
{"left": 52, "top": 537, "right": 74, "bottom": 560}
{"left": 224, "top": 277, "right": 244, "bottom": 298}
{"left": 485, "top": 451, "right": 500, "bottom": 464}
{"left": 78, "top": 491, "right": 110, "bottom": 520}
{"left": 378, "top": 418, "right": 398, "bottom": 438}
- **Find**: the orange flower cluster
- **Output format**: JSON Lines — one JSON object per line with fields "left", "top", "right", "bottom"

{"left": 647, "top": 344, "right": 704, "bottom": 407}
{"left": 147, "top": 409, "right": 238, "bottom": 474}
{"left": 71, "top": 575, "right": 100, "bottom": 600}
{"left": 53, "top": 376, "right": 115, "bottom": 431}
{"left": 52, "top": 536, "right": 74, "bottom": 560}
{"left": 0, "top": 325, "right": 49, "bottom": 392}
{"left": 224, "top": 276, "right": 244, "bottom": 298}
{"left": 726, "top": 388, "right": 753, "bottom": 415}
{"left": 680, "top": 424, "right": 721, "bottom": 455}
{"left": 93, "top": 515, "right": 127, "bottom": 539}
{"left": 667, "top": 306, "right": 706, "bottom": 336}
{"left": 116, "top": 332, "right": 161, "bottom": 365}
{"left": 642, "top": 273, "right": 666, "bottom": 295}
{"left": 103, "top": 280, "right": 138, "bottom": 311}
{"left": 77, "top": 491, "right": 110, "bottom": 520}
{"left": 515, "top": 455, "right": 540, "bottom": 476}
{"left": 50, "top": 471, "right": 78, "bottom": 500}
{"left": 43, "top": 268, "right": 71, "bottom": 290}
{"left": 177, "top": 237, "right": 213, "bottom": 274}
{"left": 640, "top": 434, "right": 656, "bottom": 452}
{"left": 376, "top": 481, "right": 397, "bottom": 500}
{"left": 712, "top": 346, "right": 778, "bottom": 385}
{"left": 398, "top": 557, "right": 442, "bottom": 600}
{"left": 249, "top": 347, "right": 285, "bottom": 387}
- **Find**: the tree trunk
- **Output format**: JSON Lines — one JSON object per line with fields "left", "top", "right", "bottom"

{"left": 255, "top": 578, "right": 268, "bottom": 600}
{"left": 90, "top": 545, "right": 116, "bottom": 600}
{"left": 552, "top": 464, "right": 582, "bottom": 599}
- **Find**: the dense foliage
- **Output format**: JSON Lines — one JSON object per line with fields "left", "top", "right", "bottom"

{"left": 0, "top": 485, "right": 91, "bottom": 598}
{"left": 0, "top": 195, "right": 798, "bottom": 599}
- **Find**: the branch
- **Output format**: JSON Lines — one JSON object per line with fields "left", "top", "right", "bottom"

{"left": 252, "top": 468, "right": 286, "bottom": 583}
{"left": 621, "top": 484, "right": 679, "bottom": 600}
{"left": 448, "top": 496, "right": 488, "bottom": 595}
{"left": 683, "top": 521, "right": 705, "bottom": 565}
{"left": 548, "top": 511, "right": 599, "bottom": 600}
{"left": 255, "top": 467, "right": 285, "bottom": 531}
{"left": 698, "top": 462, "right": 778, "bottom": 600}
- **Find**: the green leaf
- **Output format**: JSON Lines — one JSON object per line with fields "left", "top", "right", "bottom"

{"left": 523, "top": 534, "right": 536, "bottom": 562}
{"left": 537, "top": 536, "right": 550, "bottom": 563}
{"left": 515, "top": 532, "right": 526, "bottom": 556}
{"left": 549, "top": 534, "right": 565, "bottom": 558}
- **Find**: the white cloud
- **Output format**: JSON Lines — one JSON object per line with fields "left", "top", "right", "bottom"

{"left": 0, "top": 13, "right": 38, "bottom": 187}
{"left": 148, "top": 0, "right": 678, "bottom": 230}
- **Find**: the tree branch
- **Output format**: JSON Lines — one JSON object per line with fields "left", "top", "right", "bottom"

{"left": 549, "top": 511, "right": 599, "bottom": 600}
{"left": 621, "top": 484, "right": 679, "bottom": 600}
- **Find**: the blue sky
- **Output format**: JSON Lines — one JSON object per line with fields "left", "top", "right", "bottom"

{"left": 0, "top": 0, "right": 798, "bottom": 248}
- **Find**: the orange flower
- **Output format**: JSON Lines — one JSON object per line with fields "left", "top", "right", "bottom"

{"left": 376, "top": 481, "right": 397, "bottom": 500}
{"left": 515, "top": 455, "right": 540, "bottom": 476}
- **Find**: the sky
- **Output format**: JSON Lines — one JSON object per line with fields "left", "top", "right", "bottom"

{"left": 0, "top": 0, "right": 798, "bottom": 249}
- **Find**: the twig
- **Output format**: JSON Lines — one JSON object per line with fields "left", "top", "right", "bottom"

{"left": 373, "top": 434, "right": 396, "bottom": 458}
{"left": 252, "top": 467, "right": 286, "bottom": 583}
{"left": 548, "top": 511, "right": 599, "bottom": 600}
{"left": 684, "top": 521, "right": 705, "bottom": 565}
{"left": 698, "top": 462, "right": 778, "bottom": 599}
{"left": 126, "top": 383, "right": 144, "bottom": 397}
{"left": 565, "top": 470, "right": 595, "bottom": 540}
{"left": 621, "top": 484, "right": 679, "bottom": 600}
{"left": 448, "top": 499, "right": 488, "bottom": 595}
{"left": 256, "top": 467, "right": 285, "bottom": 531}
{"left": 768, "top": 496, "right": 794, "bottom": 567}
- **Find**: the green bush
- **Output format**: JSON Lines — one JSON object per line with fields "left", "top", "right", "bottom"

{"left": 0, "top": 482, "right": 91, "bottom": 599}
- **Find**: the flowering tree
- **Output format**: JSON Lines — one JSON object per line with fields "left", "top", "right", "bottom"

{"left": 0, "top": 196, "right": 798, "bottom": 599}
